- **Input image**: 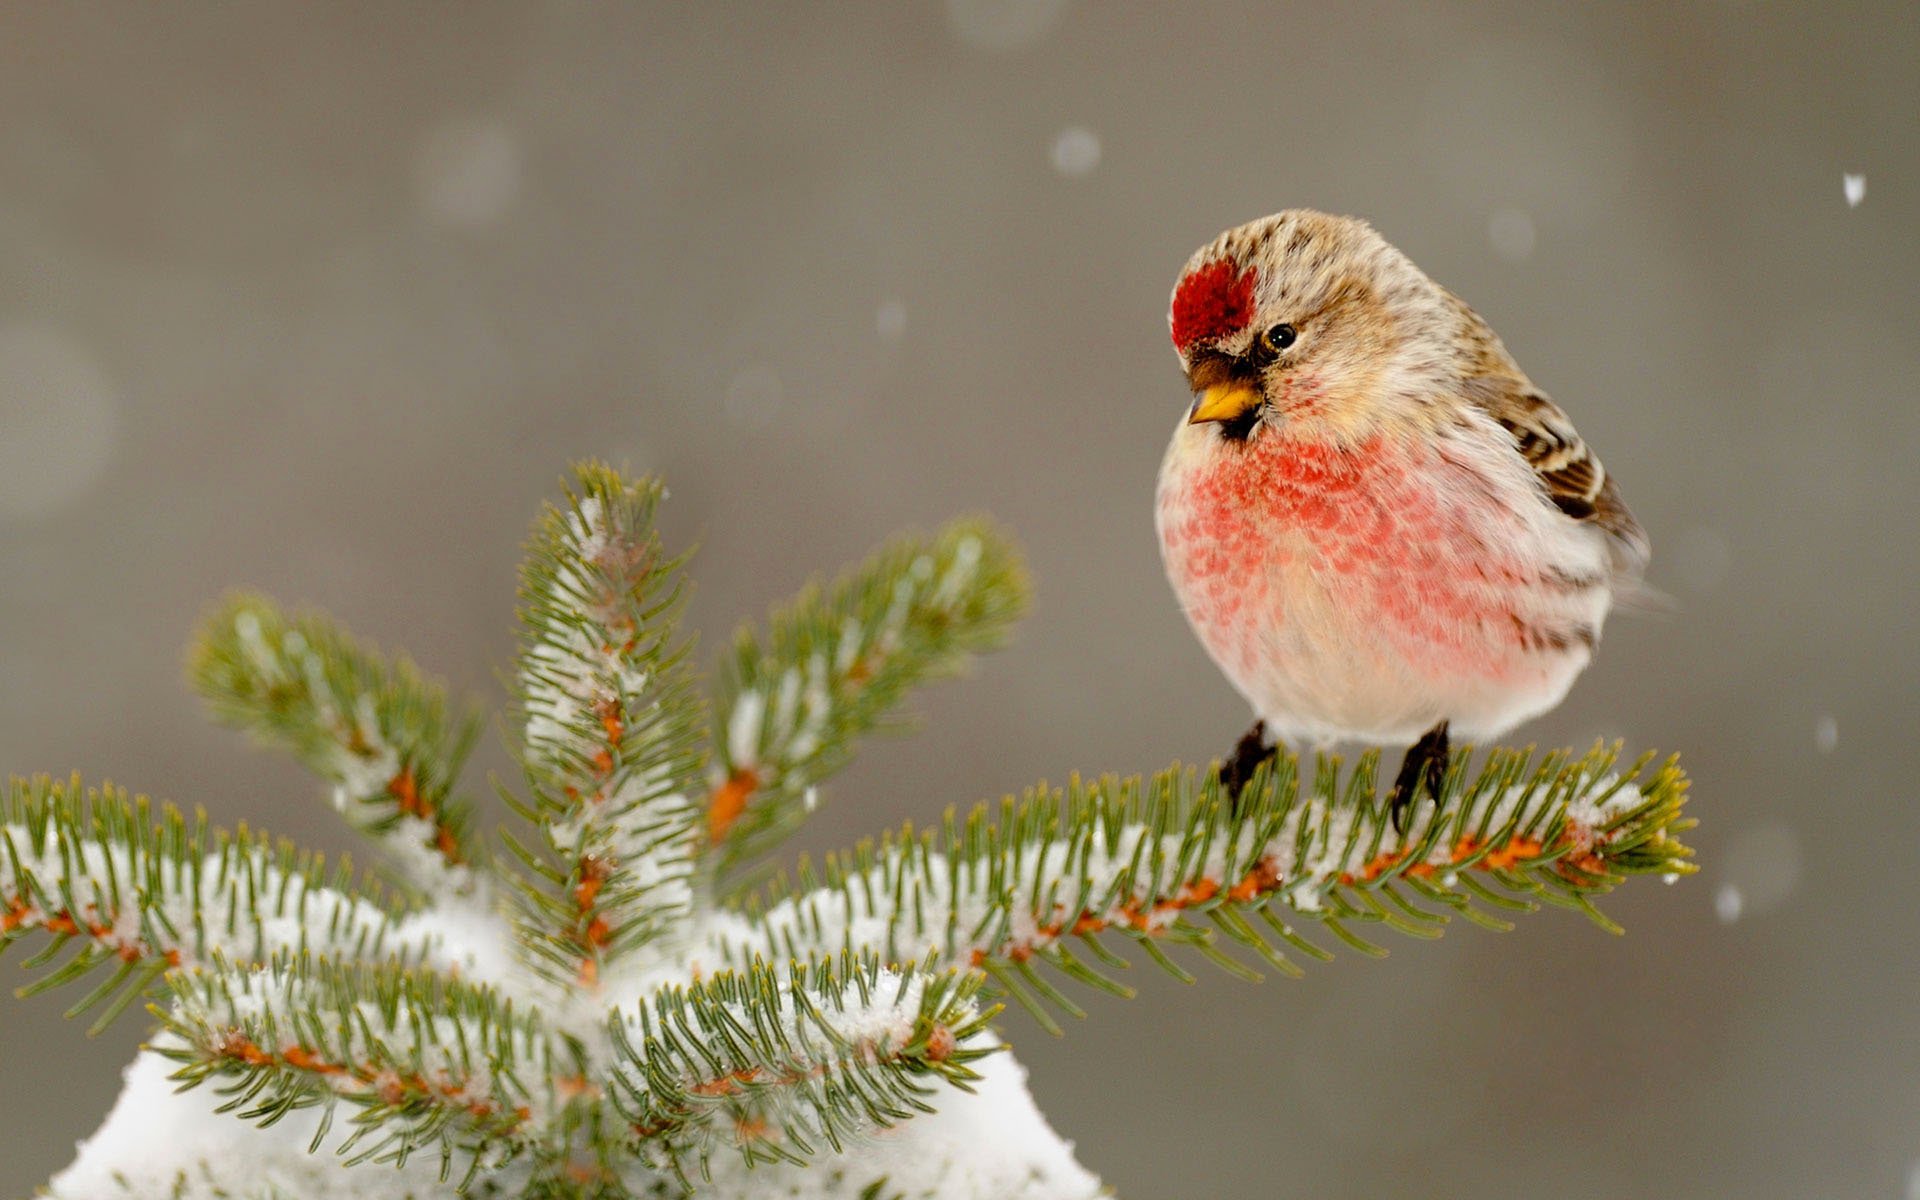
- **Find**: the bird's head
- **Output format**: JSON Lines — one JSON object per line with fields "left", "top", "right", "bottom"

{"left": 1169, "top": 209, "right": 1457, "bottom": 443}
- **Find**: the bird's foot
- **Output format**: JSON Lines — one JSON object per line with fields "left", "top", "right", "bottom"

{"left": 1388, "top": 720, "right": 1451, "bottom": 835}
{"left": 1220, "top": 720, "right": 1277, "bottom": 808}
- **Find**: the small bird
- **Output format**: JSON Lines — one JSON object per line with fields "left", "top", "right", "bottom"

{"left": 1154, "top": 210, "right": 1648, "bottom": 826}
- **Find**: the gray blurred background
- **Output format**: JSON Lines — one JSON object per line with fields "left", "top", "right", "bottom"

{"left": 2, "top": 2, "right": 1916, "bottom": 1196}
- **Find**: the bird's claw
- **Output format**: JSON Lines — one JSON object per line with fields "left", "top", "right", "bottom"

{"left": 1388, "top": 721, "right": 1451, "bottom": 835}
{"left": 1220, "top": 720, "right": 1276, "bottom": 809}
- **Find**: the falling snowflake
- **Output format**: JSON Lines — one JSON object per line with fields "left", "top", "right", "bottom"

{"left": 1842, "top": 173, "right": 1866, "bottom": 208}
{"left": 1050, "top": 127, "right": 1101, "bottom": 178}
{"left": 946, "top": 0, "right": 1071, "bottom": 52}
{"left": 1714, "top": 885, "right": 1744, "bottom": 924}
{"left": 415, "top": 118, "right": 522, "bottom": 228}
{"left": 1814, "top": 716, "right": 1838, "bottom": 754}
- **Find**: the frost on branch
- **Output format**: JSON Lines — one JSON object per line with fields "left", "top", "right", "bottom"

{"left": 608, "top": 952, "right": 997, "bottom": 1176}
{"left": 7, "top": 462, "right": 1694, "bottom": 1199}
{"left": 507, "top": 466, "right": 706, "bottom": 985}
{"left": 157, "top": 954, "right": 554, "bottom": 1184}
{"left": 192, "top": 595, "right": 482, "bottom": 893}
{"left": 719, "top": 743, "right": 1693, "bottom": 1032}
{"left": 0, "top": 775, "right": 435, "bottom": 1033}
{"left": 705, "top": 518, "right": 1028, "bottom": 883}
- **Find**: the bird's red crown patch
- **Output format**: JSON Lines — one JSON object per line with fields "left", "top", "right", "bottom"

{"left": 1171, "top": 258, "right": 1257, "bottom": 353}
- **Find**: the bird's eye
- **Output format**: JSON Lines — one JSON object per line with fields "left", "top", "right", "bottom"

{"left": 1263, "top": 323, "right": 1298, "bottom": 351}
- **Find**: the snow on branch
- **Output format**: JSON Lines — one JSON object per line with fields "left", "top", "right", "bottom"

{"left": 717, "top": 744, "right": 1694, "bottom": 1032}
{"left": 507, "top": 464, "right": 706, "bottom": 986}
{"left": 0, "top": 774, "right": 430, "bottom": 1033}
{"left": 705, "top": 518, "right": 1028, "bottom": 881}
{"left": 608, "top": 950, "right": 997, "bottom": 1180}
{"left": 192, "top": 593, "right": 482, "bottom": 891}
{"left": 693, "top": 1046, "right": 1101, "bottom": 1200}
{"left": 156, "top": 953, "right": 556, "bottom": 1188}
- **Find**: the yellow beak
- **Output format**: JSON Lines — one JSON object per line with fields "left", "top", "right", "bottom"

{"left": 1187, "top": 381, "right": 1262, "bottom": 425}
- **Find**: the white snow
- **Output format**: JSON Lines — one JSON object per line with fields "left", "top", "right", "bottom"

{"left": 1843, "top": 172, "right": 1866, "bottom": 207}
{"left": 415, "top": 118, "right": 522, "bottom": 229}
{"left": 944, "top": 0, "right": 1071, "bottom": 53}
{"left": 516, "top": 495, "right": 699, "bottom": 938}
{"left": 1714, "top": 884, "right": 1744, "bottom": 924}
{"left": 718, "top": 764, "right": 1655, "bottom": 976}
{"left": 727, "top": 687, "right": 766, "bottom": 767}
{"left": 0, "top": 818, "right": 441, "bottom": 974}
{"left": 47, "top": 1047, "right": 539, "bottom": 1200}
{"left": 1814, "top": 715, "right": 1838, "bottom": 754}
{"left": 698, "top": 1043, "right": 1101, "bottom": 1200}
{"left": 1049, "top": 126, "right": 1102, "bottom": 178}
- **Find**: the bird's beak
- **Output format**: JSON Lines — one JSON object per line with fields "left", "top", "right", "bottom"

{"left": 1187, "top": 380, "right": 1262, "bottom": 425}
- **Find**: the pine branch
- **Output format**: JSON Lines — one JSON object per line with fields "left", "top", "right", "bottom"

{"left": 607, "top": 950, "right": 997, "bottom": 1180}
{"left": 190, "top": 593, "right": 482, "bottom": 889}
{"left": 0, "top": 774, "right": 425, "bottom": 1034}
{"left": 692, "top": 1049, "right": 1103, "bottom": 1200}
{"left": 155, "top": 952, "right": 556, "bottom": 1188}
{"left": 718, "top": 744, "right": 1693, "bottom": 1033}
{"left": 705, "top": 519, "right": 1028, "bottom": 881}
{"left": 17, "top": 458, "right": 1698, "bottom": 1200}
{"left": 507, "top": 464, "right": 707, "bottom": 986}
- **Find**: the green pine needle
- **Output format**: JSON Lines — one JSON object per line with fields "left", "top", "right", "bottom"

{"left": 1, "top": 774, "right": 417, "bottom": 1033}
{"left": 156, "top": 951, "right": 552, "bottom": 1184}
{"left": 721, "top": 744, "right": 1694, "bottom": 1027}
{"left": 506, "top": 463, "right": 709, "bottom": 981}
{"left": 190, "top": 593, "right": 482, "bottom": 879}
{"left": 707, "top": 517, "right": 1029, "bottom": 883}
{"left": 608, "top": 949, "right": 999, "bottom": 1174}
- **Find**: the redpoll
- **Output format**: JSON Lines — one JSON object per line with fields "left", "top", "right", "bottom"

{"left": 1154, "top": 210, "right": 1649, "bottom": 826}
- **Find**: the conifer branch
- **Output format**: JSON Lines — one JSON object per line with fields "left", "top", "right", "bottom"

{"left": 718, "top": 745, "right": 1693, "bottom": 1031}
{"left": 508, "top": 464, "right": 706, "bottom": 986}
{"left": 190, "top": 593, "right": 482, "bottom": 888}
{"left": 155, "top": 953, "right": 554, "bottom": 1187}
{"left": 18, "top": 460, "right": 1695, "bottom": 1200}
{"left": 607, "top": 950, "right": 998, "bottom": 1177}
{"left": 0, "top": 774, "right": 425, "bottom": 1033}
{"left": 705, "top": 519, "right": 1028, "bottom": 881}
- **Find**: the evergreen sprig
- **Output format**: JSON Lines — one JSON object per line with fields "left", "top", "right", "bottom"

{"left": 608, "top": 950, "right": 997, "bottom": 1177}
{"left": 11, "top": 461, "right": 1696, "bottom": 1200}
{"left": 191, "top": 593, "right": 482, "bottom": 882}
{"left": 156, "top": 952, "right": 553, "bottom": 1187}
{"left": 706, "top": 519, "right": 1028, "bottom": 881}
{"left": 720, "top": 744, "right": 1693, "bottom": 1034}
{"left": 0, "top": 774, "right": 422, "bottom": 1034}
{"left": 505, "top": 464, "right": 707, "bottom": 984}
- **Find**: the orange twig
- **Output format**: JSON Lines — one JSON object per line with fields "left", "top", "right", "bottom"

{"left": 707, "top": 768, "right": 759, "bottom": 844}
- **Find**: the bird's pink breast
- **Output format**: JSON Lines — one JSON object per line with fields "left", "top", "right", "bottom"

{"left": 1158, "top": 429, "right": 1539, "bottom": 696}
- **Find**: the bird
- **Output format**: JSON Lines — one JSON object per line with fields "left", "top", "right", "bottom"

{"left": 1153, "top": 210, "right": 1649, "bottom": 829}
